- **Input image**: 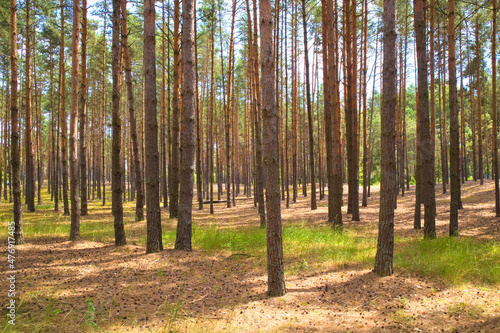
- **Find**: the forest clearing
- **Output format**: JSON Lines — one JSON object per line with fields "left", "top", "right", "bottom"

{"left": 1, "top": 180, "right": 499, "bottom": 332}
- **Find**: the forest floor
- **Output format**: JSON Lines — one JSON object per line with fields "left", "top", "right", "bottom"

{"left": 1, "top": 180, "right": 500, "bottom": 332}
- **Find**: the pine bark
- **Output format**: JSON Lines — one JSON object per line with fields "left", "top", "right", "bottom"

{"left": 322, "top": 0, "right": 342, "bottom": 225}
{"left": 493, "top": 0, "right": 499, "bottom": 216}
{"left": 59, "top": 0, "right": 69, "bottom": 215}
{"left": 80, "top": 0, "right": 88, "bottom": 216}
{"left": 144, "top": 0, "right": 162, "bottom": 253}
{"left": 302, "top": 0, "right": 316, "bottom": 210}
{"left": 476, "top": 23, "right": 483, "bottom": 185}
{"left": 121, "top": 0, "right": 144, "bottom": 221}
{"left": 414, "top": 0, "right": 436, "bottom": 238}
{"left": 11, "top": 0, "right": 24, "bottom": 244}
{"left": 448, "top": 0, "right": 460, "bottom": 235}
{"left": 169, "top": 0, "right": 181, "bottom": 218}
{"left": 112, "top": 0, "right": 126, "bottom": 245}
{"left": 260, "top": 0, "right": 286, "bottom": 297}
{"left": 175, "top": 0, "right": 196, "bottom": 251}
{"left": 25, "top": 0, "right": 35, "bottom": 212}
{"left": 69, "top": 0, "right": 81, "bottom": 240}
{"left": 374, "top": 0, "right": 396, "bottom": 276}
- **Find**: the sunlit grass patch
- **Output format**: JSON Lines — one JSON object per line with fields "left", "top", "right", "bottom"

{"left": 158, "top": 224, "right": 377, "bottom": 273}
{"left": 395, "top": 236, "right": 500, "bottom": 285}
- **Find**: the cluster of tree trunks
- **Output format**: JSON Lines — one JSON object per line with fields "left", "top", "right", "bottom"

{"left": 4, "top": 0, "right": 499, "bottom": 292}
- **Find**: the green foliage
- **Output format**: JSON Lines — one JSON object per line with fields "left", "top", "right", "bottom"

{"left": 395, "top": 237, "right": 500, "bottom": 285}
{"left": 84, "top": 297, "right": 98, "bottom": 331}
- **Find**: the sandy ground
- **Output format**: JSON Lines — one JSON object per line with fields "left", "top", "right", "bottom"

{"left": 1, "top": 180, "right": 500, "bottom": 332}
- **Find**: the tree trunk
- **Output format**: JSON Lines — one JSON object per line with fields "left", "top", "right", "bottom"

{"left": 414, "top": 0, "right": 436, "bottom": 238}
{"left": 69, "top": 0, "right": 81, "bottom": 240}
{"left": 161, "top": 0, "right": 168, "bottom": 209}
{"left": 121, "top": 0, "right": 144, "bottom": 221}
{"left": 448, "top": 0, "right": 460, "bottom": 236}
{"left": 25, "top": 0, "right": 35, "bottom": 212}
{"left": 476, "top": 23, "right": 483, "bottom": 185}
{"left": 169, "top": 0, "right": 181, "bottom": 218}
{"left": 493, "top": 0, "right": 499, "bottom": 216}
{"left": 80, "top": 0, "right": 88, "bottom": 216}
{"left": 292, "top": 2, "right": 298, "bottom": 204}
{"left": 144, "top": 0, "right": 162, "bottom": 253}
{"left": 101, "top": 0, "right": 107, "bottom": 207}
{"left": 374, "top": 0, "right": 396, "bottom": 277}
{"left": 260, "top": 0, "right": 286, "bottom": 297}
{"left": 60, "top": 0, "right": 69, "bottom": 215}
{"left": 175, "top": 0, "right": 196, "bottom": 251}
{"left": 112, "top": 0, "right": 126, "bottom": 245}
{"left": 11, "top": 0, "right": 24, "bottom": 244}
{"left": 322, "top": 0, "right": 342, "bottom": 225}
{"left": 302, "top": 0, "right": 316, "bottom": 210}
{"left": 225, "top": 0, "right": 237, "bottom": 209}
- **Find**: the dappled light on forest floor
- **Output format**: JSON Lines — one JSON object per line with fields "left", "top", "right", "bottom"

{"left": 1, "top": 180, "right": 499, "bottom": 332}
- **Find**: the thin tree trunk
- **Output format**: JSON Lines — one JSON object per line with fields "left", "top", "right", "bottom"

{"left": 225, "top": 0, "right": 237, "bottom": 209}
{"left": 493, "top": 0, "right": 499, "bottom": 216}
{"left": 80, "top": 0, "right": 88, "bottom": 216}
{"left": 196, "top": 0, "right": 203, "bottom": 211}
{"left": 292, "top": 2, "right": 298, "bottom": 203}
{"left": 302, "top": 0, "right": 316, "bottom": 210}
{"left": 161, "top": 0, "right": 167, "bottom": 208}
{"left": 476, "top": 22, "right": 483, "bottom": 185}
{"left": 121, "top": 0, "right": 144, "bottom": 221}
{"left": 11, "top": 0, "right": 23, "bottom": 244}
{"left": 25, "top": 0, "right": 35, "bottom": 212}
{"left": 60, "top": 0, "right": 69, "bottom": 215}
{"left": 69, "top": 0, "right": 81, "bottom": 240}
{"left": 169, "top": 0, "right": 181, "bottom": 218}
{"left": 448, "top": 0, "right": 460, "bottom": 236}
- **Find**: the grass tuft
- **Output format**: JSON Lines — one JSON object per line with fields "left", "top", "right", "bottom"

{"left": 395, "top": 236, "right": 500, "bottom": 285}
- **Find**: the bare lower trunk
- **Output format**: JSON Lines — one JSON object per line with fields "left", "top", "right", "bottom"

{"left": 112, "top": 0, "right": 126, "bottom": 245}
{"left": 144, "top": 0, "right": 162, "bottom": 253}
{"left": 175, "top": 0, "right": 195, "bottom": 251}
{"left": 260, "top": 0, "right": 286, "bottom": 297}
{"left": 69, "top": 0, "right": 81, "bottom": 240}
{"left": 374, "top": 0, "right": 396, "bottom": 276}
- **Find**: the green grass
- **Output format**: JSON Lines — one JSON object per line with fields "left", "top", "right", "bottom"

{"left": 153, "top": 224, "right": 377, "bottom": 273}
{"left": 395, "top": 236, "right": 500, "bottom": 285}
{"left": 2, "top": 191, "right": 499, "bottom": 286}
